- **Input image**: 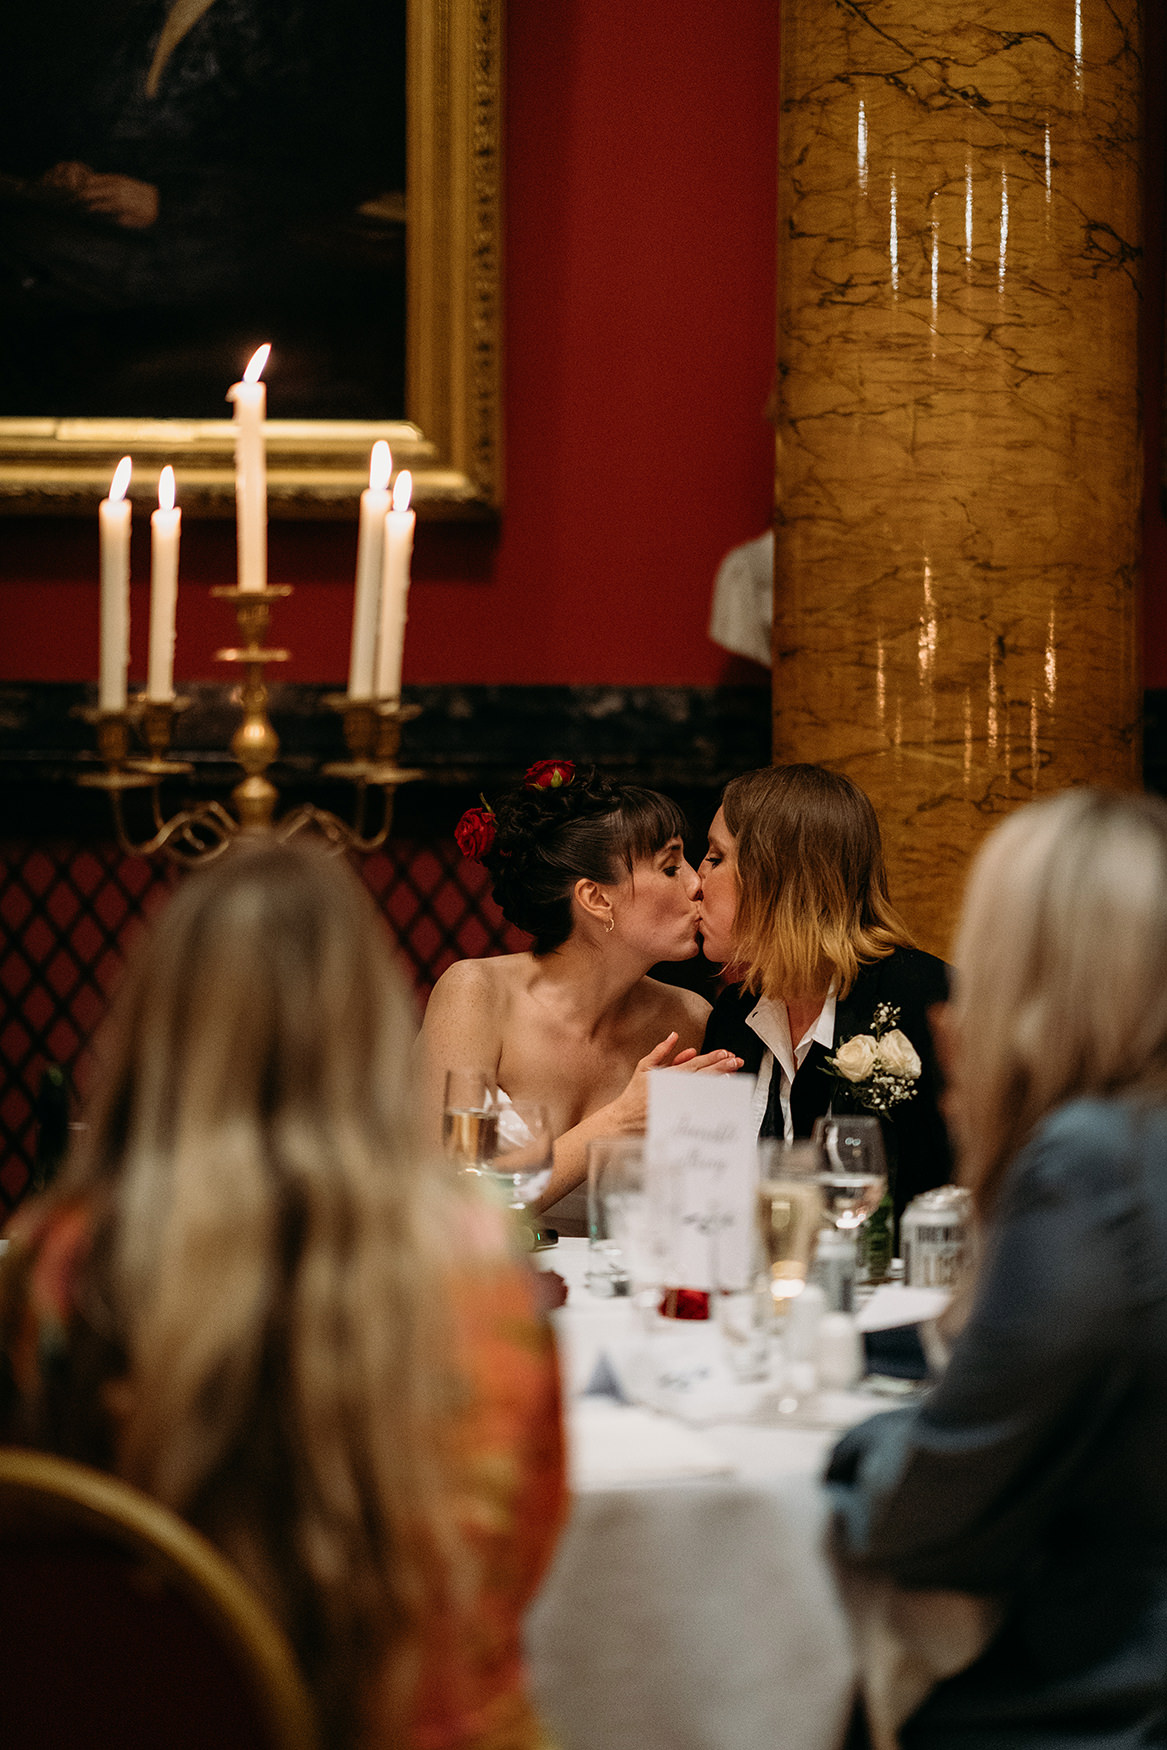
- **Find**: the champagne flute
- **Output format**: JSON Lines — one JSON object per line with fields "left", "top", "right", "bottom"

{"left": 756, "top": 1140, "right": 825, "bottom": 1304}
{"left": 442, "top": 1069, "right": 499, "bottom": 1173}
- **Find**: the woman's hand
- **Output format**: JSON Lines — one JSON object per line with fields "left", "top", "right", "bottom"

{"left": 40, "top": 161, "right": 160, "bottom": 228}
{"left": 605, "top": 1033, "right": 742, "bottom": 1134}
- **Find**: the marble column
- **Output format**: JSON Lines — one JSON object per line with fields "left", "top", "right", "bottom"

{"left": 774, "top": 1, "right": 1143, "bottom": 955}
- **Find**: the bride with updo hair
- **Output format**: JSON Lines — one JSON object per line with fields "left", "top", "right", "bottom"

{"left": 419, "top": 760, "right": 741, "bottom": 1226}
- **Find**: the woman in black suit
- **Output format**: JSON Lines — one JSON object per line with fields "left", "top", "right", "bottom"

{"left": 699, "top": 763, "right": 952, "bottom": 1221}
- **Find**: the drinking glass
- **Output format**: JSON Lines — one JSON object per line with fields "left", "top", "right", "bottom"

{"left": 712, "top": 1218, "right": 775, "bottom": 1382}
{"left": 585, "top": 1136, "right": 642, "bottom": 1296}
{"left": 810, "top": 1115, "right": 888, "bottom": 1309}
{"left": 750, "top": 1143, "right": 827, "bottom": 1413}
{"left": 442, "top": 1070, "right": 499, "bottom": 1173}
{"left": 756, "top": 1140, "right": 826, "bottom": 1305}
{"left": 811, "top": 1115, "right": 888, "bottom": 1232}
{"left": 485, "top": 1100, "right": 554, "bottom": 1210}
{"left": 600, "top": 1141, "right": 667, "bottom": 1309}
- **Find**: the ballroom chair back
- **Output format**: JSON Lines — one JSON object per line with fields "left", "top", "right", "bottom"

{"left": 0, "top": 1447, "right": 319, "bottom": 1750}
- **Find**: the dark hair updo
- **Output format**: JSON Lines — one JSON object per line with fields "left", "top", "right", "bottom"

{"left": 482, "top": 766, "right": 687, "bottom": 954}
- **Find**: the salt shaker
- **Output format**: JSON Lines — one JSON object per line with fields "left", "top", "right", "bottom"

{"left": 816, "top": 1310, "right": 864, "bottom": 1390}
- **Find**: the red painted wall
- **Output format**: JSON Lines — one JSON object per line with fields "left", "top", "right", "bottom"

{"left": 1, "top": 1, "right": 1163, "bottom": 691}
{"left": 0, "top": 0, "right": 781, "bottom": 690}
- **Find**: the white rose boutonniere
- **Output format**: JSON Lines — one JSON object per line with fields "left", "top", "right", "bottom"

{"left": 831, "top": 1033, "right": 880, "bottom": 1082}
{"left": 825, "top": 1003, "right": 921, "bottom": 1116}
{"left": 877, "top": 1029, "right": 922, "bottom": 1079}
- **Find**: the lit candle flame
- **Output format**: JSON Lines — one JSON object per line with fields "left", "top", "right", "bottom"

{"left": 108, "top": 456, "right": 133, "bottom": 503}
{"left": 393, "top": 470, "right": 413, "bottom": 513}
{"left": 243, "top": 343, "right": 271, "bottom": 384}
{"left": 370, "top": 440, "right": 392, "bottom": 493}
{"left": 158, "top": 465, "right": 176, "bottom": 513}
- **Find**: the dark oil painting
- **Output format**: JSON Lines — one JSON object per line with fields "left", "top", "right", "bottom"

{"left": 0, "top": 0, "right": 407, "bottom": 420}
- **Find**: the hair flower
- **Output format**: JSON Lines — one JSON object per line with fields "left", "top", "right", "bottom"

{"left": 524, "top": 758, "right": 575, "bottom": 791}
{"left": 454, "top": 802, "right": 496, "bottom": 860}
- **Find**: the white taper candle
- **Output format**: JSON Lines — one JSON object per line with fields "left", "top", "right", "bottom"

{"left": 348, "top": 440, "right": 392, "bottom": 699}
{"left": 228, "top": 343, "right": 270, "bottom": 592}
{"left": 375, "top": 470, "right": 415, "bottom": 701}
{"left": 147, "top": 465, "right": 181, "bottom": 702}
{"left": 99, "top": 456, "right": 133, "bottom": 712}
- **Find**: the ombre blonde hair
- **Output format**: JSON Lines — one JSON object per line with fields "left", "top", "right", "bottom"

{"left": 722, "top": 764, "right": 915, "bottom": 1001}
{"left": 952, "top": 788, "right": 1167, "bottom": 1217}
{"left": 48, "top": 839, "right": 478, "bottom": 1745}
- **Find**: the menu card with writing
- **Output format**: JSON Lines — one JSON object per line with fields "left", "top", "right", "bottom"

{"left": 646, "top": 1070, "right": 759, "bottom": 1291}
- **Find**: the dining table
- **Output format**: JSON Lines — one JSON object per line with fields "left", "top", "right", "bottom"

{"left": 524, "top": 1237, "right": 923, "bottom": 1750}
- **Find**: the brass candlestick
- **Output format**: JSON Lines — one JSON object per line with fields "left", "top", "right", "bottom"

{"left": 74, "top": 703, "right": 154, "bottom": 791}
{"left": 211, "top": 585, "right": 291, "bottom": 832}
{"left": 131, "top": 697, "right": 195, "bottom": 778}
{"left": 77, "top": 584, "right": 424, "bottom": 862}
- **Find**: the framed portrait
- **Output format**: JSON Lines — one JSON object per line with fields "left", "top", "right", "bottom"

{"left": 0, "top": 0, "right": 502, "bottom": 517}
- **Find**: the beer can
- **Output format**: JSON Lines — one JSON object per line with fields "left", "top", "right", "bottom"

{"left": 901, "top": 1186, "right": 971, "bottom": 1289}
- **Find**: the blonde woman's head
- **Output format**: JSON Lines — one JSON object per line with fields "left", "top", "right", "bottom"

{"left": 85, "top": 835, "right": 418, "bottom": 1194}
{"left": 952, "top": 787, "right": 1167, "bottom": 1213}
{"left": 66, "top": 838, "right": 460, "bottom": 1741}
{"left": 720, "top": 763, "right": 914, "bottom": 1000}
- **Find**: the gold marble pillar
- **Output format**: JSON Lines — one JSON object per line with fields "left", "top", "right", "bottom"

{"left": 774, "top": 1, "right": 1143, "bottom": 954}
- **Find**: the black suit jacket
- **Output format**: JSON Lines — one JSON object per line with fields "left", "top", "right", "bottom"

{"left": 702, "top": 944, "right": 953, "bottom": 1221}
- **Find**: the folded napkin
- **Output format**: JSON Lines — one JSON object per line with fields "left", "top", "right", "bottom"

{"left": 857, "top": 1283, "right": 952, "bottom": 1383}
{"left": 856, "top": 1285, "right": 950, "bottom": 1333}
{"left": 569, "top": 1395, "right": 734, "bottom": 1488}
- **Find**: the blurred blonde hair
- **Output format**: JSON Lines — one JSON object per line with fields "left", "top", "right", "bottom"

{"left": 952, "top": 788, "right": 1167, "bottom": 1215}
{"left": 722, "top": 764, "right": 915, "bottom": 1001}
{"left": 56, "top": 839, "right": 473, "bottom": 1743}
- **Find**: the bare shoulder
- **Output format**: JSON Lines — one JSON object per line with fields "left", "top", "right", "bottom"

{"left": 642, "top": 977, "right": 712, "bottom": 1048}
{"left": 425, "top": 953, "right": 517, "bottom": 1017}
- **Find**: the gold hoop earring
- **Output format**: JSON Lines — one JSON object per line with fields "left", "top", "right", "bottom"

{"left": 604, "top": 913, "right": 615, "bottom": 934}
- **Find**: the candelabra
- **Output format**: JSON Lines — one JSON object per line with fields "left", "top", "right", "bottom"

{"left": 76, "top": 586, "right": 422, "bottom": 865}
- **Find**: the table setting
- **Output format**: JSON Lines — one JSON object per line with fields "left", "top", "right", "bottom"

{"left": 526, "top": 1241, "right": 945, "bottom": 1750}
{"left": 506, "top": 1073, "right": 966, "bottom": 1750}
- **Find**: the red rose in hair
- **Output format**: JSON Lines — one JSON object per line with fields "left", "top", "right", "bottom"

{"left": 454, "top": 805, "right": 495, "bottom": 860}
{"left": 524, "top": 758, "right": 575, "bottom": 791}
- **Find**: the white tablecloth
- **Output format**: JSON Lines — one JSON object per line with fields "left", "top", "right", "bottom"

{"left": 525, "top": 1240, "right": 876, "bottom": 1750}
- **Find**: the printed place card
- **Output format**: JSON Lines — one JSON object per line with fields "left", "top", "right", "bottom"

{"left": 646, "top": 1070, "right": 759, "bottom": 1289}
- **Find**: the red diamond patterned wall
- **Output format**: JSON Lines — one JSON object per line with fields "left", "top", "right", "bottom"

{"left": 0, "top": 838, "right": 525, "bottom": 1212}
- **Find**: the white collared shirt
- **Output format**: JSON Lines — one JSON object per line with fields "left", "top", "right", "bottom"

{"left": 745, "top": 992, "right": 838, "bottom": 1142}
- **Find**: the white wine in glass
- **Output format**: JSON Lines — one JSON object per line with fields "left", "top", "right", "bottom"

{"left": 757, "top": 1142, "right": 825, "bottom": 1301}
{"left": 442, "top": 1070, "right": 499, "bottom": 1173}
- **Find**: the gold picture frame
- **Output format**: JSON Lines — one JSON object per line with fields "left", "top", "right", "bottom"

{"left": 0, "top": 0, "right": 502, "bottom": 520}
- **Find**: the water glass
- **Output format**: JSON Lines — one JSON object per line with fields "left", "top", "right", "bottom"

{"left": 712, "top": 1220, "right": 774, "bottom": 1382}
{"left": 810, "top": 1115, "right": 888, "bottom": 1230}
{"left": 810, "top": 1115, "right": 888, "bottom": 1310}
{"left": 585, "top": 1137, "right": 642, "bottom": 1296}
{"left": 487, "top": 1100, "right": 553, "bottom": 1208}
